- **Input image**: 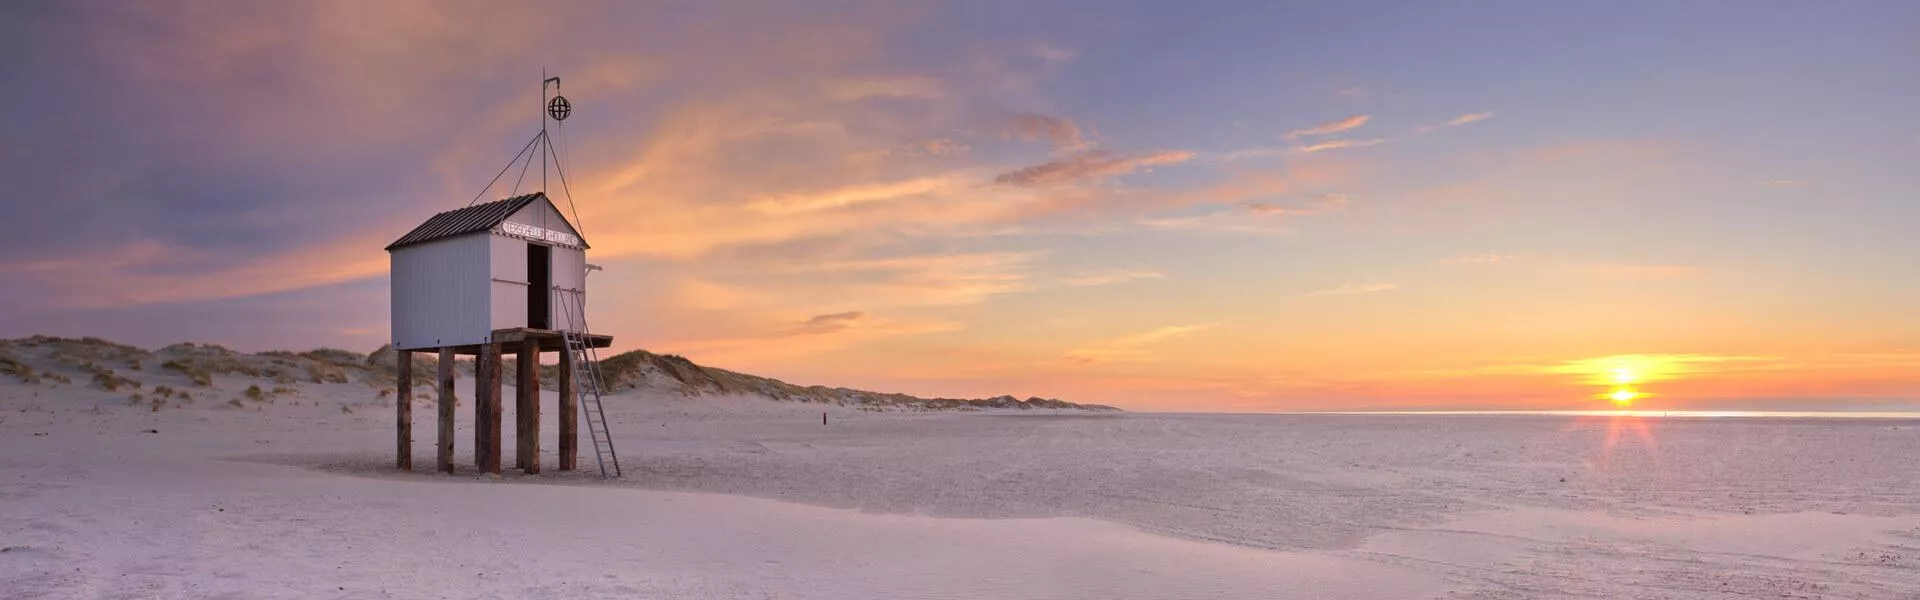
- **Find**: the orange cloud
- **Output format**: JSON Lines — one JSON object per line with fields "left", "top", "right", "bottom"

{"left": 1239, "top": 192, "right": 1349, "bottom": 216}
{"left": 1001, "top": 112, "right": 1088, "bottom": 149}
{"left": 1441, "top": 253, "right": 1509, "bottom": 267}
{"left": 1307, "top": 282, "right": 1398, "bottom": 297}
{"left": 745, "top": 175, "right": 975, "bottom": 214}
{"left": 1576, "top": 263, "right": 1698, "bottom": 278}
{"left": 0, "top": 236, "right": 388, "bottom": 309}
{"left": 1063, "top": 324, "right": 1215, "bottom": 364}
{"left": 1060, "top": 269, "right": 1166, "bottom": 287}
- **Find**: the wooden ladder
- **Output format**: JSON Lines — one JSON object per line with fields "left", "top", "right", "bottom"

{"left": 557, "top": 289, "right": 621, "bottom": 478}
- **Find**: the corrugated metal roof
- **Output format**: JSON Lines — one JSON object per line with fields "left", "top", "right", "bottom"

{"left": 385, "top": 193, "right": 577, "bottom": 251}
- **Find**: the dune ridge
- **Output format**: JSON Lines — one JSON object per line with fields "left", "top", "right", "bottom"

{"left": 0, "top": 335, "right": 1117, "bottom": 412}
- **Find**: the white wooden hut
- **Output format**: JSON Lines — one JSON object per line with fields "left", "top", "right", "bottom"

{"left": 384, "top": 191, "right": 611, "bottom": 476}
{"left": 386, "top": 192, "right": 592, "bottom": 349}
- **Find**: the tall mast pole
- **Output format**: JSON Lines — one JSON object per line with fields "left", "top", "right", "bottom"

{"left": 541, "top": 68, "right": 548, "bottom": 195}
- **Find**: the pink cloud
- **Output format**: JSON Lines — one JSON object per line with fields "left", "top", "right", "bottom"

{"left": 994, "top": 150, "right": 1196, "bottom": 187}
{"left": 1286, "top": 115, "right": 1371, "bottom": 139}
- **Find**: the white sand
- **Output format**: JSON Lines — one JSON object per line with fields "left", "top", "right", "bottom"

{"left": 5, "top": 376, "right": 1920, "bottom": 598}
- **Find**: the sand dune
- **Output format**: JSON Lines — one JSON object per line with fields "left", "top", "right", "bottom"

{"left": 4, "top": 337, "right": 1920, "bottom": 598}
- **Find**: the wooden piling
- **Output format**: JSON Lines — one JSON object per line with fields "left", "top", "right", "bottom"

{"left": 516, "top": 339, "right": 541, "bottom": 474}
{"left": 486, "top": 343, "right": 504, "bottom": 474}
{"left": 558, "top": 347, "right": 577, "bottom": 471}
{"left": 468, "top": 342, "right": 491, "bottom": 473}
{"left": 437, "top": 347, "right": 455, "bottom": 473}
{"left": 395, "top": 350, "right": 412, "bottom": 471}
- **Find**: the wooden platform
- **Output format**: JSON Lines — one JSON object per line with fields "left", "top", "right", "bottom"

{"left": 409, "top": 329, "right": 614, "bottom": 356}
{"left": 394, "top": 329, "right": 612, "bottom": 475}
{"left": 489, "top": 328, "right": 613, "bottom": 352}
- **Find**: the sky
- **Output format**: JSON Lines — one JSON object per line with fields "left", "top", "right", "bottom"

{"left": 2, "top": 1, "right": 1918, "bottom": 412}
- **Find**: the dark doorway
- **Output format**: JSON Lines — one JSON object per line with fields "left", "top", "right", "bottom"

{"left": 527, "top": 243, "right": 551, "bottom": 329}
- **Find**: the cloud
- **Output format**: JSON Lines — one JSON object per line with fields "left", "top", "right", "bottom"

{"left": 918, "top": 138, "right": 967, "bottom": 156}
{"left": 0, "top": 235, "right": 390, "bottom": 309}
{"left": 1307, "top": 282, "right": 1398, "bottom": 297}
{"left": 820, "top": 76, "right": 945, "bottom": 101}
{"left": 1756, "top": 179, "right": 1808, "bottom": 187}
{"left": 1239, "top": 192, "right": 1348, "bottom": 216}
{"left": 1220, "top": 139, "right": 1386, "bottom": 159}
{"left": 1060, "top": 268, "right": 1166, "bottom": 287}
{"left": 1417, "top": 111, "right": 1496, "bottom": 133}
{"left": 782, "top": 251, "right": 1044, "bottom": 306}
{"left": 1001, "top": 112, "right": 1087, "bottom": 149}
{"left": 1296, "top": 138, "right": 1388, "bottom": 153}
{"left": 1138, "top": 214, "right": 1291, "bottom": 235}
{"left": 745, "top": 175, "right": 973, "bottom": 214}
{"left": 780, "top": 311, "right": 866, "bottom": 337}
{"left": 1576, "top": 263, "right": 1697, "bottom": 278}
{"left": 664, "top": 311, "right": 963, "bottom": 367}
{"left": 1031, "top": 43, "right": 1077, "bottom": 64}
{"left": 1543, "top": 354, "right": 1767, "bottom": 385}
{"left": 1441, "top": 253, "right": 1509, "bottom": 267}
{"left": 994, "top": 149, "right": 1196, "bottom": 187}
{"left": 1286, "top": 115, "right": 1370, "bottom": 139}
{"left": 1063, "top": 324, "right": 1215, "bottom": 364}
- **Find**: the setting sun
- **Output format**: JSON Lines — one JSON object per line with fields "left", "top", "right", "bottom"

{"left": 1609, "top": 388, "right": 1638, "bottom": 406}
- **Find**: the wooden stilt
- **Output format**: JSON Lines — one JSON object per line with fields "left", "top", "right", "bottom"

{"left": 516, "top": 340, "right": 541, "bottom": 474}
{"left": 558, "top": 347, "right": 577, "bottom": 471}
{"left": 396, "top": 350, "right": 412, "bottom": 471}
{"left": 473, "top": 343, "right": 494, "bottom": 474}
{"left": 485, "top": 343, "right": 504, "bottom": 474}
{"left": 437, "top": 347, "right": 455, "bottom": 473}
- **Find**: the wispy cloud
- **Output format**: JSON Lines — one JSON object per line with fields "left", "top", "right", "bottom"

{"left": 745, "top": 175, "right": 972, "bottom": 214}
{"left": 1002, "top": 112, "right": 1088, "bottom": 149}
{"left": 994, "top": 149, "right": 1195, "bottom": 187}
{"left": 1240, "top": 193, "right": 1348, "bottom": 216}
{"left": 1417, "top": 111, "right": 1496, "bottom": 133}
{"left": 775, "top": 251, "right": 1043, "bottom": 306}
{"left": 1286, "top": 115, "right": 1371, "bottom": 139}
{"left": 1543, "top": 354, "right": 1768, "bottom": 385}
{"left": 1307, "top": 282, "right": 1398, "bottom": 297}
{"left": 1441, "top": 253, "right": 1509, "bottom": 267}
{"left": 1138, "top": 213, "right": 1290, "bottom": 235}
{"left": 780, "top": 311, "right": 866, "bottom": 337}
{"left": 1061, "top": 268, "right": 1166, "bottom": 287}
{"left": 1296, "top": 138, "right": 1388, "bottom": 153}
{"left": 820, "top": 76, "right": 945, "bottom": 101}
{"left": 1576, "top": 263, "right": 1697, "bottom": 279}
{"left": 1064, "top": 324, "right": 1216, "bottom": 364}
{"left": 1756, "top": 179, "right": 1808, "bottom": 187}
{"left": 1410, "top": 353, "right": 1773, "bottom": 384}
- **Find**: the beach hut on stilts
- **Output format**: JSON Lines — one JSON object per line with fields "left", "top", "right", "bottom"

{"left": 385, "top": 74, "right": 622, "bottom": 478}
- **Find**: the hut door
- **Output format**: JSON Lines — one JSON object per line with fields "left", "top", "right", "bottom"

{"left": 527, "top": 244, "right": 551, "bottom": 329}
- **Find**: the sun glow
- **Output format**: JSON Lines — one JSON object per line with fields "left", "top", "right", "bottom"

{"left": 1609, "top": 388, "right": 1638, "bottom": 406}
{"left": 1610, "top": 366, "right": 1637, "bottom": 385}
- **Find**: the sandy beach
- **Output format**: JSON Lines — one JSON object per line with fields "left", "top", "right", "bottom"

{"left": 5, "top": 371, "right": 1920, "bottom": 599}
